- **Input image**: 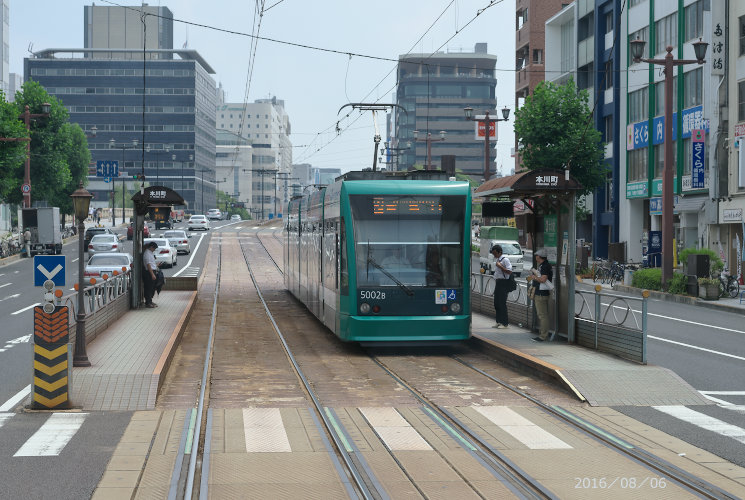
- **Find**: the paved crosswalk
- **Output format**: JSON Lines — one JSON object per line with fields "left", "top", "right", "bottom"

{"left": 653, "top": 406, "right": 745, "bottom": 445}
{"left": 0, "top": 412, "right": 88, "bottom": 457}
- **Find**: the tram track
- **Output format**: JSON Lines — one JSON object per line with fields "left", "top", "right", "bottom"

{"left": 161, "top": 223, "right": 738, "bottom": 499}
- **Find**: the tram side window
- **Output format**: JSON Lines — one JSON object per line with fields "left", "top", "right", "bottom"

{"left": 340, "top": 218, "right": 348, "bottom": 294}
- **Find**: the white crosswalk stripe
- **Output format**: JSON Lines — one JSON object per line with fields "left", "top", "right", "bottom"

{"left": 243, "top": 408, "right": 292, "bottom": 452}
{"left": 653, "top": 406, "right": 745, "bottom": 445}
{"left": 14, "top": 413, "right": 88, "bottom": 457}
{"left": 475, "top": 406, "right": 572, "bottom": 449}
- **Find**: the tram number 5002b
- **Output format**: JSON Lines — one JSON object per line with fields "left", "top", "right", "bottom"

{"left": 360, "top": 290, "right": 386, "bottom": 300}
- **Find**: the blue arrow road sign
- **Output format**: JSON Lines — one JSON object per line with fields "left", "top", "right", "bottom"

{"left": 34, "top": 255, "right": 66, "bottom": 287}
{"left": 96, "top": 160, "right": 119, "bottom": 178}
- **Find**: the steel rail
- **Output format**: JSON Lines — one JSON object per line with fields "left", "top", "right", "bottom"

{"left": 369, "top": 355, "right": 553, "bottom": 500}
{"left": 451, "top": 356, "right": 739, "bottom": 500}
{"left": 238, "top": 226, "right": 378, "bottom": 500}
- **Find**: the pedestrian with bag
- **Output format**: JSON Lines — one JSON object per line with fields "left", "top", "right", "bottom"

{"left": 490, "top": 244, "right": 512, "bottom": 329}
{"left": 531, "top": 248, "right": 553, "bottom": 341}
{"left": 142, "top": 241, "right": 159, "bottom": 308}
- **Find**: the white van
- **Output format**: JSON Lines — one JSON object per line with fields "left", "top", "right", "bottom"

{"left": 479, "top": 239, "right": 525, "bottom": 277}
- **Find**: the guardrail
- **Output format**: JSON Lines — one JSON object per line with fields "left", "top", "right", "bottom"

{"left": 471, "top": 272, "right": 649, "bottom": 363}
{"left": 574, "top": 287, "right": 648, "bottom": 363}
{"left": 58, "top": 269, "right": 133, "bottom": 346}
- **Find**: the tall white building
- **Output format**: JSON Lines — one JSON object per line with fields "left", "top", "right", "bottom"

{"left": 0, "top": 1, "right": 9, "bottom": 97}
{"left": 7, "top": 72, "right": 21, "bottom": 101}
{"left": 216, "top": 97, "right": 292, "bottom": 218}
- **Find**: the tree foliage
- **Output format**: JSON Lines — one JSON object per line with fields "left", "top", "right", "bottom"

{"left": 0, "top": 81, "right": 91, "bottom": 213}
{"left": 513, "top": 78, "right": 606, "bottom": 196}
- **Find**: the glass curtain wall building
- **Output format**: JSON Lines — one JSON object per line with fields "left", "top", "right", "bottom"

{"left": 24, "top": 48, "right": 217, "bottom": 213}
{"left": 395, "top": 43, "right": 497, "bottom": 178}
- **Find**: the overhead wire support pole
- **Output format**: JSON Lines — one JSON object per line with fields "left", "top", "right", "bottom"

{"left": 338, "top": 103, "right": 406, "bottom": 172}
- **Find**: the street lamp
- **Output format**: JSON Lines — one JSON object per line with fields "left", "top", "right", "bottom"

{"left": 70, "top": 181, "right": 93, "bottom": 367}
{"left": 464, "top": 105, "right": 510, "bottom": 181}
{"left": 630, "top": 38, "right": 708, "bottom": 287}
{"left": 413, "top": 130, "right": 446, "bottom": 170}
{"left": 109, "top": 139, "right": 138, "bottom": 225}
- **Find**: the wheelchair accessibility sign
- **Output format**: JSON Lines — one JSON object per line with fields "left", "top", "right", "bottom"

{"left": 435, "top": 289, "right": 457, "bottom": 304}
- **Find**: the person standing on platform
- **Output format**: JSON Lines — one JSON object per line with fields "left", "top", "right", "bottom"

{"left": 142, "top": 241, "right": 159, "bottom": 308}
{"left": 23, "top": 228, "right": 31, "bottom": 257}
{"left": 490, "top": 244, "right": 512, "bottom": 329}
{"left": 531, "top": 248, "right": 554, "bottom": 342}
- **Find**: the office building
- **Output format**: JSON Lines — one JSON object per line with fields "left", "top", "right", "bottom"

{"left": 394, "top": 43, "right": 500, "bottom": 178}
{"left": 0, "top": 1, "right": 8, "bottom": 97}
{"left": 84, "top": 4, "right": 173, "bottom": 54}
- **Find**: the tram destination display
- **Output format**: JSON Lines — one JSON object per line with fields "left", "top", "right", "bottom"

{"left": 371, "top": 196, "right": 443, "bottom": 215}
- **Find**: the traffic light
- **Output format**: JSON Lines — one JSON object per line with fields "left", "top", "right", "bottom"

{"left": 132, "top": 174, "right": 146, "bottom": 180}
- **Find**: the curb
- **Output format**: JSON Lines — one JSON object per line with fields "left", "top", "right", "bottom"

{"left": 612, "top": 283, "right": 745, "bottom": 314}
{"left": 153, "top": 290, "right": 198, "bottom": 395}
{"left": 469, "top": 334, "right": 586, "bottom": 402}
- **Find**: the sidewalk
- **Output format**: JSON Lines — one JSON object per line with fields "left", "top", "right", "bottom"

{"left": 471, "top": 311, "right": 711, "bottom": 407}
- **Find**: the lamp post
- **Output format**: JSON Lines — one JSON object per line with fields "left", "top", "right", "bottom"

{"left": 412, "top": 130, "right": 446, "bottom": 170}
{"left": 463, "top": 106, "right": 510, "bottom": 181}
{"left": 631, "top": 38, "right": 708, "bottom": 287}
{"left": 109, "top": 139, "right": 138, "bottom": 225}
{"left": 70, "top": 181, "right": 93, "bottom": 367}
{"left": 145, "top": 146, "right": 169, "bottom": 184}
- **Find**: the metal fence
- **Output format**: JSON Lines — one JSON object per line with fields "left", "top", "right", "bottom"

{"left": 471, "top": 272, "right": 649, "bottom": 364}
{"left": 58, "top": 270, "right": 133, "bottom": 346}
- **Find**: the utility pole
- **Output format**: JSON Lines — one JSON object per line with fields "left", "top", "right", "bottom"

{"left": 254, "top": 169, "right": 277, "bottom": 220}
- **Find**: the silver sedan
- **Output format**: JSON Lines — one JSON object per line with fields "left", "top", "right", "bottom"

{"left": 87, "top": 234, "right": 122, "bottom": 256}
{"left": 162, "top": 230, "right": 191, "bottom": 254}
{"left": 84, "top": 252, "right": 133, "bottom": 285}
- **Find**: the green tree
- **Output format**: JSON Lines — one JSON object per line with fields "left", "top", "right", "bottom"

{"left": 0, "top": 91, "right": 29, "bottom": 202}
{"left": 513, "top": 78, "right": 606, "bottom": 196}
{"left": 2, "top": 81, "right": 91, "bottom": 212}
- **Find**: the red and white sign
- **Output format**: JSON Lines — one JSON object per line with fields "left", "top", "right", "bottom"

{"left": 474, "top": 120, "right": 496, "bottom": 141}
{"left": 21, "top": 183, "right": 30, "bottom": 194}
{"left": 735, "top": 122, "right": 745, "bottom": 138}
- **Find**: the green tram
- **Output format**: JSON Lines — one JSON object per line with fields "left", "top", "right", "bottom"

{"left": 284, "top": 171, "right": 472, "bottom": 342}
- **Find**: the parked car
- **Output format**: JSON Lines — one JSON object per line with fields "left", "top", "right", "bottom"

{"left": 188, "top": 215, "right": 210, "bottom": 231}
{"left": 162, "top": 230, "right": 191, "bottom": 254}
{"left": 126, "top": 223, "right": 151, "bottom": 240}
{"left": 230, "top": 214, "right": 242, "bottom": 221}
{"left": 88, "top": 234, "right": 121, "bottom": 256}
{"left": 206, "top": 208, "right": 222, "bottom": 220}
{"left": 84, "top": 252, "right": 133, "bottom": 285}
{"left": 144, "top": 238, "right": 178, "bottom": 268}
{"left": 83, "top": 227, "right": 115, "bottom": 251}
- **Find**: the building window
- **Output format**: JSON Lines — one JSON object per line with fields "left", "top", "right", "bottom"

{"left": 654, "top": 143, "right": 678, "bottom": 178}
{"left": 604, "top": 60, "right": 613, "bottom": 89}
{"left": 628, "top": 148, "right": 648, "bottom": 182}
{"left": 605, "top": 11, "right": 613, "bottom": 34}
{"left": 684, "top": 68, "right": 702, "bottom": 108}
{"left": 685, "top": 1, "right": 704, "bottom": 41}
{"left": 739, "top": 81, "right": 745, "bottom": 122}
{"left": 532, "top": 49, "right": 543, "bottom": 64}
{"left": 655, "top": 13, "right": 677, "bottom": 55}
{"left": 578, "top": 12, "right": 594, "bottom": 42}
{"left": 516, "top": 8, "right": 528, "bottom": 30}
{"left": 604, "top": 115, "right": 613, "bottom": 143}
{"left": 629, "top": 87, "right": 648, "bottom": 123}
{"left": 740, "top": 16, "right": 745, "bottom": 55}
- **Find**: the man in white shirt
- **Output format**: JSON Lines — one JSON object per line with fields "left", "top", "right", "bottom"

{"left": 143, "top": 241, "right": 159, "bottom": 308}
{"left": 490, "top": 244, "right": 512, "bottom": 328}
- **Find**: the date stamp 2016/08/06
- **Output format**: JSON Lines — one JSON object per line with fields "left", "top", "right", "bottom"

{"left": 575, "top": 477, "right": 667, "bottom": 489}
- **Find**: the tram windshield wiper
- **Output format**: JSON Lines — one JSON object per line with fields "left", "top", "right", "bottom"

{"left": 367, "top": 256, "right": 414, "bottom": 296}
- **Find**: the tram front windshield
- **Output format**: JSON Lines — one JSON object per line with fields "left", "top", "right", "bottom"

{"left": 350, "top": 194, "right": 465, "bottom": 288}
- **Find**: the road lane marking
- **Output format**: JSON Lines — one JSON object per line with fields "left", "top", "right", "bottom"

{"left": 360, "top": 407, "right": 432, "bottom": 451}
{"left": 475, "top": 406, "right": 572, "bottom": 449}
{"left": 0, "top": 293, "right": 20, "bottom": 302}
{"left": 647, "top": 335, "right": 745, "bottom": 362}
{"left": 602, "top": 301, "right": 745, "bottom": 334}
{"left": 14, "top": 413, "right": 88, "bottom": 456}
{"left": 0, "top": 385, "right": 30, "bottom": 411}
{"left": 172, "top": 233, "right": 206, "bottom": 277}
{"left": 0, "top": 283, "right": 11, "bottom": 289}
{"left": 11, "top": 303, "right": 40, "bottom": 315}
{"left": 72, "top": 258, "right": 79, "bottom": 263}
{"left": 0, "top": 413, "right": 12, "bottom": 429}
{"left": 699, "top": 393, "right": 745, "bottom": 413}
{"left": 0, "top": 334, "right": 31, "bottom": 353}
{"left": 653, "top": 406, "right": 745, "bottom": 445}
{"left": 243, "top": 408, "right": 292, "bottom": 452}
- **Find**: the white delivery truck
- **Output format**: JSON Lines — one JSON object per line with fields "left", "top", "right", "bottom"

{"left": 19, "top": 207, "right": 62, "bottom": 256}
{"left": 478, "top": 226, "right": 525, "bottom": 277}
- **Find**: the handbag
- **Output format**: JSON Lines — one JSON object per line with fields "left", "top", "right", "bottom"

{"left": 539, "top": 279, "right": 554, "bottom": 291}
{"left": 507, "top": 273, "right": 517, "bottom": 292}
{"left": 527, "top": 285, "right": 536, "bottom": 300}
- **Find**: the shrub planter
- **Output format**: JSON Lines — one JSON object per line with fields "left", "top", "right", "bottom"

{"left": 698, "top": 283, "right": 720, "bottom": 300}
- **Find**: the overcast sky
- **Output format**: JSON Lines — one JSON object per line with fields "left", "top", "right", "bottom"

{"left": 10, "top": 0, "right": 516, "bottom": 174}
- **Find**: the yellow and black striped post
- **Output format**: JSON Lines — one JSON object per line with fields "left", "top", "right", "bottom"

{"left": 32, "top": 305, "right": 71, "bottom": 409}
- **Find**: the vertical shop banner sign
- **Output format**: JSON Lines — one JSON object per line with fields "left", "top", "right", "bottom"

{"left": 711, "top": 1, "right": 725, "bottom": 76}
{"left": 691, "top": 129, "right": 705, "bottom": 189}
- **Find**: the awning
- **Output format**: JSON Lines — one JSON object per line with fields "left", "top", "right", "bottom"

{"left": 673, "top": 195, "right": 705, "bottom": 213}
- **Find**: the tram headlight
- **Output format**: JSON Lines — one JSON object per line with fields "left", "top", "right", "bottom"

{"left": 450, "top": 302, "right": 461, "bottom": 313}
{"left": 360, "top": 303, "right": 371, "bottom": 314}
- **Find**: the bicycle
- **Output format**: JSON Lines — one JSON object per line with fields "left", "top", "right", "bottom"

{"left": 608, "top": 261, "right": 625, "bottom": 287}
{"left": 719, "top": 269, "right": 740, "bottom": 299}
